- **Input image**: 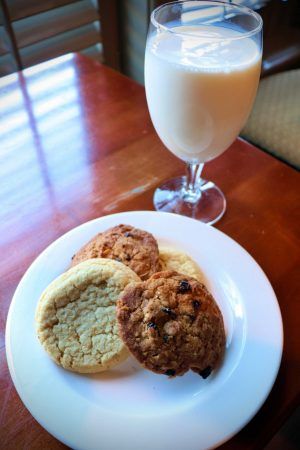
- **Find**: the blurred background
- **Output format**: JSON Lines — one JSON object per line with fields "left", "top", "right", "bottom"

{"left": 0, "top": 0, "right": 299, "bottom": 82}
{"left": 2, "top": 0, "right": 298, "bottom": 168}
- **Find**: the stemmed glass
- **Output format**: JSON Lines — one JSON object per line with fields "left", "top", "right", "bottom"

{"left": 145, "top": 0, "right": 262, "bottom": 224}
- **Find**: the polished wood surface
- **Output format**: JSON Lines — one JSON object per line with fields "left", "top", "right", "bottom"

{"left": 0, "top": 53, "right": 299, "bottom": 450}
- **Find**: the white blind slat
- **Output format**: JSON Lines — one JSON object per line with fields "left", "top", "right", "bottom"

{"left": 121, "top": 0, "right": 149, "bottom": 84}
{"left": 13, "top": 0, "right": 99, "bottom": 49}
{"left": 1, "top": 0, "right": 103, "bottom": 76}
{"left": 7, "top": 0, "right": 76, "bottom": 21}
{"left": 20, "top": 22, "right": 101, "bottom": 68}
{"left": 80, "top": 42, "right": 103, "bottom": 62}
{"left": 0, "top": 53, "right": 18, "bottom": 76}
{"left": 0, "top": 26, "right": 11, "bottom": 56}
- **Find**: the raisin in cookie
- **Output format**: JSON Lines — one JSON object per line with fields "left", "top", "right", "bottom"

{"left": 36, "top": 258, "right": 140, "bottom": 373}
{"left": 117, "top": 271, "right": 225, "bottom": 378}
{"left": 71, "top": 224, "right": 161, "bottom": 280}
{"left": 159, "top": 246, "right": 205, "bottom": 283}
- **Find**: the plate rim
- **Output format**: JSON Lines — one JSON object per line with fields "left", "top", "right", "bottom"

{"left": 5, "top": 210, "right": 283, "bottom": 450}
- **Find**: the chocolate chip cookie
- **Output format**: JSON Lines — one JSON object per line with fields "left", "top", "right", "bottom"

{"left": 71, "top": 224, "right": 161, "bottom": 280}
{"left": 117, "top": 271, "right": 225, "bottom": 377}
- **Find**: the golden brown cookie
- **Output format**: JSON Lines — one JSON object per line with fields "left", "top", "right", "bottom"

{"left": 71, "top": 224, "right": 161, "bottom": 280}
{"left": 36, "top": 258, "right": 140, "bottom": 373}
{"left": 159, "top": 246, "right": 205, "bottom": 283}
{"left": 117, "top": 271, "right": 225, "bottom": 378}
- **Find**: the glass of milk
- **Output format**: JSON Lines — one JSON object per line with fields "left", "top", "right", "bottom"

{"left": 145, "top": 0, "right": 262, "bottom": 224}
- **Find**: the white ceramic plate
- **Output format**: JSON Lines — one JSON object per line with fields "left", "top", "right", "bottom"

{"left": 6, "top": 211, "right": 283, "bottom": 450}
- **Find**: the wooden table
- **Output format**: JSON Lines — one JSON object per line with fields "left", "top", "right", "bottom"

{"left": 0, "top": 53, "right": 299, "bottom": 450}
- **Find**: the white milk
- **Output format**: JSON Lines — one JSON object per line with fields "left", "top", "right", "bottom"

{"left": 145, "top": 25, "right": 261, "bottom": 163}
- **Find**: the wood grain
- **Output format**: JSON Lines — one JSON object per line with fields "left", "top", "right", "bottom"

{"left": 0, "top": 53, "right": 299, "bottom": 450}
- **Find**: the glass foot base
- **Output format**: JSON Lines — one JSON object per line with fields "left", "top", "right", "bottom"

{"left": 153, "top": 176, "right": 226, "bottom": 225}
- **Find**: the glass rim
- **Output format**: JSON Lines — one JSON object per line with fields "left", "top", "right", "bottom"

{"left": 151, "top": 0, "right": 263, "bottom": 41}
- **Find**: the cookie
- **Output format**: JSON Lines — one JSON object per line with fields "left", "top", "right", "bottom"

{"left": 159, "top": 246, "right": 205, "bottom": 283}
{"left": 36, "top": 258, "right": 140, "bottom": 373}
{"left": 117, "top": 271, "right": 225, "bottom": 378}
{"left": 71, "top": 224, "right": 161, "bottom": 280}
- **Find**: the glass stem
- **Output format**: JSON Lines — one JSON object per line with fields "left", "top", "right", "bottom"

{"left": 183, "top": 162, "right": 204, "bottom": 203}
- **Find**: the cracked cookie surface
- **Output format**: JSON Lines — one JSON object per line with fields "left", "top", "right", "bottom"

{"left": 71, "top": 224, "right": 161, "bottom": 280}
{"left": 159, "top": 246, "right": 205, "bottom": 283}
{"left": 36, "top": 258, "right": 140, "bottom": 373}
{"left": 117, "top": 271, "right": 225, "bottom": 377}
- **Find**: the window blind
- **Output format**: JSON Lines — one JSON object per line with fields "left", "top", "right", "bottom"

{"left": 120, "top": 0, "right": 166, "bottom": 84}
{"left": 0, "top": 24, "right": 17, "bottom": 74}
{"left": 0, "top": 0, "right": 102, "bottom": 76}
